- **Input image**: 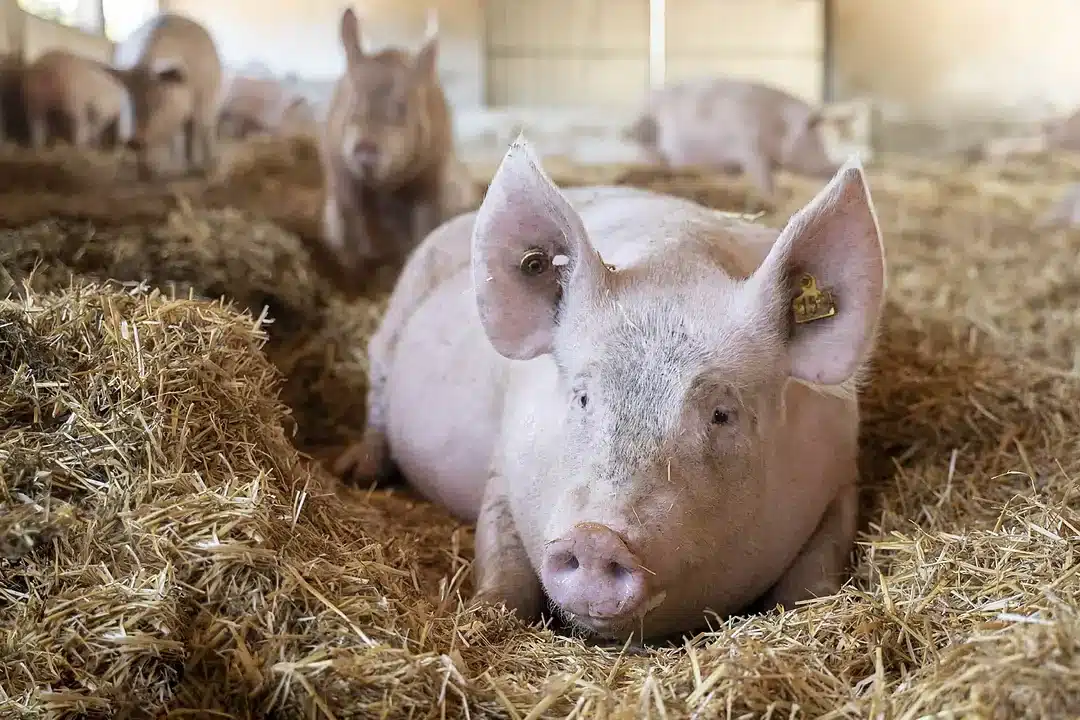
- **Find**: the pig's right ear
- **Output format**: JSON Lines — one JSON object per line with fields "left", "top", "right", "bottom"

{"left": 750, "top": 157, "right": 886, "bottom": 386}
{"left": 339, "top": 7, "right": 365, "bottom": 65}
{"left": 471, "top": 135, "right": 609, "bottom": 360}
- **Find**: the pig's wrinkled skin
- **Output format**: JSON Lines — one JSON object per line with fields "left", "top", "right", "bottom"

{"left": 336, "top": 135, "right": 887, "bottom": 641}
{"left": 319, "top": 7, "right": 478, "bottom": 283}
{"left": 22, "top": 50, "right": 132, "bottom": 150}
{"left": 107, "top": 12, "right": 224, "bottom": 179}
{"left": 625, "top": 78, "right": 841, "bottom": 203}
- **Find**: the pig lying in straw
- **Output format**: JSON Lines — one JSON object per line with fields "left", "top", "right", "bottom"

{"left": 335, "top": 135, "right": 887, "bottom": 640}
{"left": 625, "top": 78, "right": 842, "bottom": 204}
{"left": 320, "top": 7, "right": 478, "bottom": 281}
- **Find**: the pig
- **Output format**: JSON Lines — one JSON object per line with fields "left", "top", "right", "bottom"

{"left": 22, "top": 50, "right": 132, "bottom": 150}
{"left": 334, "top": 135, "right": 887, "bottom": 641}
{"left": 106, "top": 12, "right": 224, "bottom": 179}
{"left": 217, "top": 74, "right": 316, "bottom": 140}
{"left": 1036, "top": 183, "right": 1080, "bottom": 230}
{"left": 319, "top": 6, "right": 478, "bottom": 284}
{"left": 624, "top": 78, "right": 842, "bottom": 203}
{"left": 0, "top": 53, "right": 30, "bottom": 146}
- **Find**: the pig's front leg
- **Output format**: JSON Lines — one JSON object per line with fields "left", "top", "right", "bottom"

{"left": 472, "top": 474, "right": 543, "bottom": 620}
{"left": 758, "top": 480, "right": 858, "bottom": 611}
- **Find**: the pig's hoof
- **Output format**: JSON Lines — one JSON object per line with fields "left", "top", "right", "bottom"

{"left": 332, "top": 436, "right": 393, "bottom": 486}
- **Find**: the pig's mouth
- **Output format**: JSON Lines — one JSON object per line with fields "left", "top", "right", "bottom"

{"left": 550, "top": 591, "right": 668, "bottom": 639}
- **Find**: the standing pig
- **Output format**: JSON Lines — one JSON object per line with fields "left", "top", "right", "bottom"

{"left": 319, "top": 6, "right": 478, "bottom": 284}
{"left": 624, "top": 78, "right": 842, "bottom": 203}
{"left": 0, "top": 53, "right": 30, "bottom": 146}
{"left": 335, "top": 136, "right": 887, "bottom": 641}
{"left": 107, "top": 12, "right": 224, "bottom": 179}
{"left": 22, "top": 50, "right": 132, "bottom": 150}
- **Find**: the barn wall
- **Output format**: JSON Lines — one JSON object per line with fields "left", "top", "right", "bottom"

{"left": 833, "top": 0, "right": 1080, "bottom": 137}
{"left": 161, "top": 0, "right": 484, "bottom": 108}
{"left": 665, "top": 0, "right": 825, "bottom": 105}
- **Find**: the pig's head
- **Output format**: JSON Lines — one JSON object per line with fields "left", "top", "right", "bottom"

{"left": 781, "top": 110, "right": 841, "bottom": 178}
{"left": 471, "top": 137, "right": 885, "bottom": 639}
{"left": 334, "top": 7, "right": 444, "bottom": 187}
{"left": 109, "top": 59, "right": 194, "bottom": 153}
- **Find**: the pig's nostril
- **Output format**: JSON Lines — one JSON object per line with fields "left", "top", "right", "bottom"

{"left": 606, "top": 561, "right": 631, "bottom": 580}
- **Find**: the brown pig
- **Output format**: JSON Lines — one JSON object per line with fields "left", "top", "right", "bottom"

{"left": 334, "top": 135, "right": 887, "bottom": 641}
{"left": 319, "top": 7, "right": 478, "bottom": 284}
{"left": 0, "top": 53, "right": 30, "bottom": 146}
{"left": 22, "top": 50, "right": 132, "bottom": 150}
{"left": 624, "top": 78, "right": 842, "bottom": 203}
{"left": 218, "top": 74, "right": 316, "bottom": 139}
{"left": 106, "top": 12, "right": 224, "bottom": 178}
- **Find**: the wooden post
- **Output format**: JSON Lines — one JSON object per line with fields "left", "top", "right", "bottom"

{"left": 648, "top": 0, "right": 665, "bottom": 89}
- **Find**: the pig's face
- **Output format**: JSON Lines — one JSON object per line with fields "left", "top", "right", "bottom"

{"left": 336, "top": 8, "right": 440, "bottom": 186}
{"left": 472, "top": 138, "right": 885, "bottom": 639}
{"left": 782, "top": 112, "right": 840, "bottom": 178}
{"left": 119, "top": 60, "right": 193, "bottom": 151}
{"left": 537, "top": 273, "right": 791, "bottom": 638}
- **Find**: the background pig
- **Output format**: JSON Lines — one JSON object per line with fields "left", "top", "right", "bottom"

{"left": 624, "top": 78, "right": 842, "bottom": 203}
{"left": 218, "top": 74, "right": 316, "bottom": 140}
{"left": 22, "top": 50, "right": 132, "bottom": 150}
{"left": 107, "top": 12, "right": 224, "bottom": 179}
{"left": 1036, "top": 182, "right": 1080, "bottom": 229}
{"left": 0, "top": 53, "right": 30, "bottom": 146}
{"left": 319, "top": 7, "right": 478, "bottom": 286}
{"left": 335, "top": 136, "right": 887, "bottom": 641}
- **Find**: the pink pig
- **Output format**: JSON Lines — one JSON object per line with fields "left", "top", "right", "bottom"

{"left": 336, "top": 136, "right": 887, "bottom": 641}
{"left": 625, "top": 78, "right": 841, "bottom": 203}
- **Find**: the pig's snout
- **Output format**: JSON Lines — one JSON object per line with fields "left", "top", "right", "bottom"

{"left": 542, "top": 522, "right": 650, "bottom": 621}
{"left": 350, "top": 139, "right": 379, "bottom": 169}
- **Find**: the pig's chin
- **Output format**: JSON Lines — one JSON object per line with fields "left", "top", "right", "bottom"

{"left": 550, "top": 592, "right": 669, "bottom": 641}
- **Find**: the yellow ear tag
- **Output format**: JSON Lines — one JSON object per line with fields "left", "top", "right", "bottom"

{"left": 792, "top": 273, "right": 837, "bottom": 324}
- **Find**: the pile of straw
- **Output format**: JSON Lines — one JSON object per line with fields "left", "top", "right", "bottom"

{"left": 2, "top": 136, "right": 1080, "bottom": 718}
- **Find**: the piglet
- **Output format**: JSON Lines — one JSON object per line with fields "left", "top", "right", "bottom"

{"left": 625, "top": 77, "right": 842, "bottom": 203}
{"left": 107, "top": 12, "right": 224, "bottom": 179}
{"left": 336, "top": 135, "right": 887, "bottom": 641}
{"left": 218, "top": 74, "right": 316, "bottom": 140}
{"left": 319, "top": 7, "right": 478, "bottom": 284}
{"left": 22, "top": 49, "right": 132, "bottom": 150}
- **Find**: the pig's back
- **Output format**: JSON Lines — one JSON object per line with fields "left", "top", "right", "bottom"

{"left": 652, "top": 78, "right": 801, "bottom": 166}
{"left": 115, "top": 14, "right": 222, "bottom": 93}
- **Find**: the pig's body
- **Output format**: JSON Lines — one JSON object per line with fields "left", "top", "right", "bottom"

{"left": 0, "top": 54, "right": 29, "bottom": 146}
{"left": 625, "top": 78, "right": 840, "bottom": 202}
{"left": 337, "top": 137, "right": 887, "bottom": 641}
{"left": 1037, "top": 183, "right": 1080, "bottom": 229}
{"left": 22, "top": 50, "right": 132, "bottom": 149}
{"left": 218, "top": 74, "right": 315, "bottom": 139}
{"left": 109, "top": 12, "right": 223, "bottom": 178}
{"left": 319, "top": 8, "right": 478, "bottom": 285}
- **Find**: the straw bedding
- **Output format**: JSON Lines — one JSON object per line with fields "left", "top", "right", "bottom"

{"left": 2, "top": 136, "right": 1080, "bottom": 718}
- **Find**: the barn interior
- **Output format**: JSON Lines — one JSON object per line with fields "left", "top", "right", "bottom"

{"left": 2, "top": 1, "right": 1080, "bottom": 718}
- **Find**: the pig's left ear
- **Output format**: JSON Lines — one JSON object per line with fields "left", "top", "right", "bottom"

{"left": 750, "top": 157, "right": 886, "bottom": 385}
{"left": 152, "top": 58, "right": 185, "bottom": 84}
{"left": 414, "top": 8, "right": 439, "bottom": 76}
{"left": 471, "top": 134, "right": 610, "bottom": 360}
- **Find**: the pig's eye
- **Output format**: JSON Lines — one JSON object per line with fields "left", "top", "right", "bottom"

{"left": 712, "top": 409, "right": 731, "bottom": 426}
{"left": 575, "top": 392, "right": 588, "bottom": 409}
